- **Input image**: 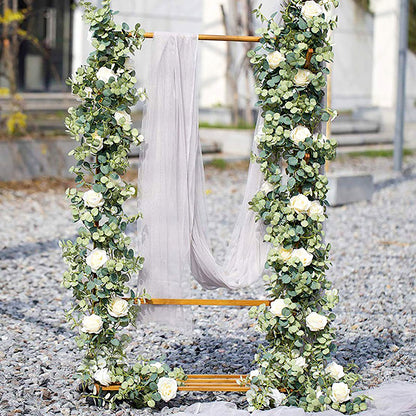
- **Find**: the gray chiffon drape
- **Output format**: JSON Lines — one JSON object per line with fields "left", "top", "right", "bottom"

{"left": 168, "top": 382, "right": 416, "bottom": 416}
{"left": 137, "top": 32, "right": 268, "bottom": 327}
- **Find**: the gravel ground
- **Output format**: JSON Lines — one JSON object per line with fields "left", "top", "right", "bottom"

{"left": 0, "top": 154, "right": 415, "bottom": 415}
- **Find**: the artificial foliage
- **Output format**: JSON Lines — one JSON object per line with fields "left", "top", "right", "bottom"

{"left": 60, "top": 0, "right": 185, "bottom": 409}
{"left": 246, "top": 1, "right": 368, "bottom": 413}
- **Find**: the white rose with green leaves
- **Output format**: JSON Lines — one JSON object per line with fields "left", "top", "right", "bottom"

{"left": 301, "top": 1, "right": 324, "bottom": 19}
{"left": 81, "top": 314, "right": 103, "bottom": 334}
{"left": 290, "top": 125, "right": 311, "bottom": 144}
{"left": 293, "top": 69, "right": 313, "bottom": 87}
{"left": 308, "top": 200, "right": 324, "bottom": 217}
{"left": 289, "top": 194, "right": 311, "bottom": 213}
{"left": 293, "top": 356, "right": 307, "bottom": 368}
{"left": 94, "top": 368, "right": 112, "bottom": 386}
{"left": 83, "top": 190, "right": 104, "bottom": 208}
{"left": 306, "top": 312, "right": 328, "bottom": 331}
{"left": 86, "top": 248, "right": 108, "bottom": 272}
{"left": 292, "top": 248, "right": 313, "bottom": 266}
{"left": 249, "top": 369, "right": 260, "bottom": 379}
{"left": 270, "top": 299, "right": 287, "bottom": 318}
{"left": 269, "top": 388, "right": 286, "bottom": 406}
{"left": 326, "top": 362, "right": 345, "bottom": 380}
{"left": 157, "top": 377, "right": 177, "bottom": 402}
{"left": 108, "top": 297, "right": 129, "bottom": 318}
{"left": 114, "top": 111, "right": 132, "bottom": 127}
{"left": 96, "top": 66, "right": 117, "bottom": 83}
{"left": 267, "top": 51, "right": 285, "bottom": 69}
{"left": 330, "top": 382, "right": 350, "bottom": 403}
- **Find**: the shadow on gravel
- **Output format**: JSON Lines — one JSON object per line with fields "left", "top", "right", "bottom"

{"left": 335, "top": 335, "right": 399, "bottom": 370}
{"left": 374, "top": 173, "right": 416, "bottom": 192}
{"left": 0, "top": 299, "right": 72, "bottom": 337}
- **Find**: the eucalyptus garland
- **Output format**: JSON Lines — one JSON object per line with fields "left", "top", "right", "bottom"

{"left": 61, "top": 0, "right": 185, "bottom": 409}
{"left": 246, "top": 1, "right": 367, "bottom": 413}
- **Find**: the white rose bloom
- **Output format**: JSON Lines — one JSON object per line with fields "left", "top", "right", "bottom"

{"left": 267, "top": 51, "right": 285, "bottom": 70}
{"left": 289, "top": 194, "right": 311, "bottom": 213}
{"left": 270, "top": 299, "right": 287, "bottom": 318}
{"left": 81, "top": 314, "right": 103, "bottom": 334}
{"left": 294, "top": 356, "right": 307, "bottom": 368}
{"left": 306, "top": 312, "right": 328, "bottom": 331}
{"left": 114, "top": 111, "right": 132, "bottom": 127}
{"left": 308, "top": 200, "right": 324, "bottom": 217}
{"left": 292, "top": 248, "right": 313, "bottom": 266}
{"left": 93, "top": 368, "right": 112, "bottom": 386}
{"left": 326, "top": 362, "right": 345, "bottom": 380}
{"left": 84, "top": 87, "right": 93, "bottom": 99}
{"left": 86, "top": 249, "right": 108, "bottom": 272}
{"left": 301, "top": 1, "right": 324, "bottom": 19}
{"left": 330, "top": 382, "right": 350, "bottom": 404}
{"left": 138, "top": 87, "right": 146, "bottom": 102}
{"left": 90, "top": 132, "right": 104, "bottom": 153}
{"left": 108, "top": 297, "right": 129, "bottom": 318}
{"left": 157, "top": 377, "right": 178, "bottom": 402}
{"left": 249, "top": 369, "right": 260, "bottom": 379}
{"left": 293, "top": 69, "right": 313, "bottom": 87}
{"left": 83, "top": 190, "right": 104, "bottom": 208}
{"left": 278, "top": 246, "right": 293, "bottom": 261}
{"left": 261, "top": 182, "right": 275, "bottom": 195}
{"left": 151, "top": 362, "right": 163, "bottom": 369}
{"left": 96, "top": 66, "right": 117, "bottom": 83}
{"left": 290, "top": 125, "right": 311, "bottom": 144}
{"left": 269, "top": 388, "right": 286, "bottom": 406}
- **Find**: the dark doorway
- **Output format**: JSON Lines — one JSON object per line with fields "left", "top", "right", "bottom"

{"left": 17, "top": 0, "right": 73, "bottom": 92}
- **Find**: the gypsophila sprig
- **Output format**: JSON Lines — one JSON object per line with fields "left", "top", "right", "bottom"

{"left": 60, "top": 0, "right": 185, "bottom": 408}
{"left": 247, "top": 1, "right": 367, "bottom": 414}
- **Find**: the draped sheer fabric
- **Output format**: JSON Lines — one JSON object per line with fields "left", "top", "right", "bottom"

{"left": 137, "top": 32, "right": 269, "bottom": 327}
{"left": 167, "top": 383, "right": 416, "bottom": 416}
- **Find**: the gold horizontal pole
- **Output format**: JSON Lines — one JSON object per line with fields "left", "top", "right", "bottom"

{"left": 143, "top": 32, "right": 261, "bottom": 42}
{"left": 140, "top": 298, "right": 271, "bottom": 306}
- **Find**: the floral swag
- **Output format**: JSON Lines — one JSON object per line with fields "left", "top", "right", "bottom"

{"left": 61, "top": 0, "right": 367, "bottom": 413}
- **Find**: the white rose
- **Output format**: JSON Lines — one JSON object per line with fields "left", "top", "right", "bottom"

{"left": 289, "top": 194, "right": 311, "bottom": 213}
{"left": 96, "top": 66, "right": 117, "bottom": 83}
{"left": 270, "top": 299, "right": 287, "bottom": 318}
{"left": 306, "top": 312, "right": 328, "bottom": 331}
{"left": 293, "top": 69, "right": 313, "bottom": 87}
{"left": 90, "top": 132, "right": 104, "bottom": 153}
{"left": 81, "top": 314, "right": 103, "bottom": 334}
{"left": 330, "top": 382, "right": 350, "bottom": 404}
{"left": 290, "top": 125, "right": 311, "bottom": 144}
{"left": 278, "top": 246, "right": 293, "bottom": 261}
{"left": 301, "top": 1, "right": 324, "bottom": 19}
{"left": 157, "top": 377, "right": 178, "bottom": 402}
{"left": 84, "top": 87, "right": 93, "bottom": 99}
{"left": 86, "top": 248, "right": 108, "bottom": 272}
{"left": 83, "top": 190, "right": 104, "bottom": 208}
{"left": 261, "top": 181, "right": 274, "bottom": 195}
{"left": 151, "top": 362, "right": 163, "bottom": 369}
{"left": 267, "top": 51, "right": 285, "bottom": 70}
{"left": 292, "top": 248, "right": 313, "bottom": 266}
{"left": 138, "top": 87, "right": 147, "bottom": 102}
{"left": 249, "top": 369, "right": 260, "bottom": 379}
{"left": 93, "top": 368, "right": 112, "bottom": 386}
{"left": 326, "top": 362, "right": 345, "bottom": 380}
{"left": 308, "top": 200, "right": 324, "bottom": 217}
{"left": 114, "top": 111, "right": 132, "bottom": 127}
{"left": 108, "top": 297, "right": 129, "bottom": 318}
{"left": 269, "top": 388, "right": 286, "bottom": 406}
{"left": 294, "top": 356, "right": 307, "bottom": 368}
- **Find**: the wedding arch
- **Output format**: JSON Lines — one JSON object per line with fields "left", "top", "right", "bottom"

{"left": 61, "top": 0, "right": 368, "bottom": 413}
